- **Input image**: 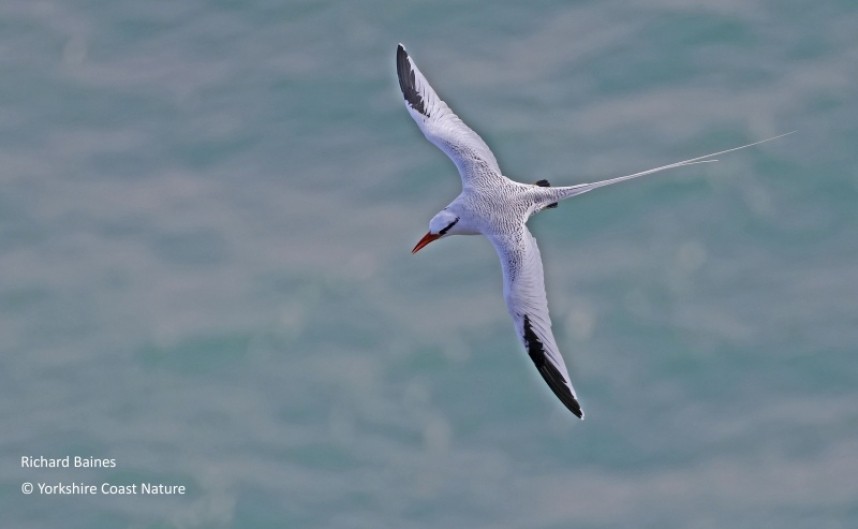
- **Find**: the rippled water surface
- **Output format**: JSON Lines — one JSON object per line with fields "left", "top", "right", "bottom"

{"left": 2, "top": 1, "right": 857, "bottom": 527}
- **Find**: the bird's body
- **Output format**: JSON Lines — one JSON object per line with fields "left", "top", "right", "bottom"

{"left": 396, "top": 43, "right": 790, "bottom": 419}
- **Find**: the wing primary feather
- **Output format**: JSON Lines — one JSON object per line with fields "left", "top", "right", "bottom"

{"left": 523, "top": 315, "right": 584, "bottom": 419}
{"left": 396, "top": 44, "right": 429, "bottom": 117}
{"left": 394, "top": 44, "right": 504, "bottom": 185}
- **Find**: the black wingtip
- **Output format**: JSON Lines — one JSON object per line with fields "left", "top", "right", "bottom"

{"left": 523, "top": 315, "right": 584, "bottom": 419}
{"left": 396, "top": 43, "right": 429, "bottom": 117}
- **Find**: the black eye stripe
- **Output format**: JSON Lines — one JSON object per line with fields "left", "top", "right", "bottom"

{"left": 439, "top": 217, "right": 459, "bottom": 235}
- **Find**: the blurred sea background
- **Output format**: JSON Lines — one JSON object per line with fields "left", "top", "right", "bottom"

{"left": 2, "top": 1, "right": 856, "bottom": 527}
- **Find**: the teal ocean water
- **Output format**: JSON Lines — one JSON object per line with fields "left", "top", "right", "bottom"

{"left": 2, "top": 1, "right": 856, "bottom": 527}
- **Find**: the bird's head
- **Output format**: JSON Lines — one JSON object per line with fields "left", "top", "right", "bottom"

{"left": 412, "top": 209, "right": 461, "bottom": 254}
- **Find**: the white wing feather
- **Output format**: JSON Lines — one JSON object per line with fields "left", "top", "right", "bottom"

{"left": 488, "top": 228, "right": 584, "bottom": 418}
{"left": 396, "top": 44, "right": 503, "bottom": 187}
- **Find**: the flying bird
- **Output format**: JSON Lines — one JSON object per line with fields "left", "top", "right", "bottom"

{"left": 396, "top": 43, "right": 790, "bottom": 419}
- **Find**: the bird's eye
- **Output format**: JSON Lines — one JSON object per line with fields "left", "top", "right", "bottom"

{"left": 439, "top": 217, "right": 459, "bottom": 235}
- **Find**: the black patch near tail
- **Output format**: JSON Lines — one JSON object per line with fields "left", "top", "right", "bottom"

{"left": 535, "top": 179, "right": 558, "bottom": 209}
{"left": 523, "top": 315, "right": 583, "bottom": 418}
{"left": 396, "top": 45, "right": 430, "bottom": 118}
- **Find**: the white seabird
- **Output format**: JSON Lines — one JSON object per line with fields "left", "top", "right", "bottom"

{"left": 397, "top": 43, "right": 790, "bottom": 418}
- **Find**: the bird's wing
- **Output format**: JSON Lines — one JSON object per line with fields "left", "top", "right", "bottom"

{"left": 396, "top": 44, "right": 503, "bottom": 187}
{"left": 488, "top": 228, "right": 584, "bottom": 419}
